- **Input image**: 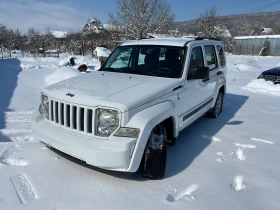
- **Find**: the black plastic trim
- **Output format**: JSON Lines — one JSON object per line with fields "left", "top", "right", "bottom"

{"left": 183, "top": 98, "right": 213, "bottom": 121}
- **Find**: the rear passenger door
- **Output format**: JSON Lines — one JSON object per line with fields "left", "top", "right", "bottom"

{"left": 204, "top": 45, "right": 219, "bottom": 98}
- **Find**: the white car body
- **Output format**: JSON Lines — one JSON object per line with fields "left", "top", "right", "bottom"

{"left": 32, "top": 38, "right": 226, "bottom": 173}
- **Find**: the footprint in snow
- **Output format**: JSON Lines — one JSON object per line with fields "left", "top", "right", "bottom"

{"left": 201, "top": 135, "right": 221, "bottom": 142}
{"left": 166, "top": 184, "right": 199, "bottom": 202}
{"left": 216, "top": 152, "right": 226, "bottom": 162}
{"left": 234, "top": 142, "right": 256, "bottom": 149}
{"left": 232, "top": 176, "right": 246, "bottom": 191}
{"left": 0, "top": 145, "right": 28, "bottom": 166}
{"left": 231, "top": 148, "right": 246, "bottom": 161}
{"left": 250, "top": 137, "right": 274, "bottom": 145}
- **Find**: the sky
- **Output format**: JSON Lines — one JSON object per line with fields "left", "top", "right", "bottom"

{"left": 1, "top": 0, "right": 280, "bottom": 33}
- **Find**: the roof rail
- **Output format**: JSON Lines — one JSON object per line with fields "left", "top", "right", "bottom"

{"left": 195, "top": 37, "right": 220, "bottom": 41}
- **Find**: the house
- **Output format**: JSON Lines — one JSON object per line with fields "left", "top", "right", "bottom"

{"left": 259, "top": 28, "right": 273, "bottom": 35}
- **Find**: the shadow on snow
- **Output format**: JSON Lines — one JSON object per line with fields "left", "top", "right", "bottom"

{"left": 0, "top": 58, "right": 22, "bottom": 143}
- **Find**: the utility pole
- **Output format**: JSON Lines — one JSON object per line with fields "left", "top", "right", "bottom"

{"left": 43, "top": 40, "right": 45, "bottom": 58}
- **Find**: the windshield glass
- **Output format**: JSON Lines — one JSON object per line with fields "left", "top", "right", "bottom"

{"left": 100, "top": 45, "right": 186, "bottom": 78}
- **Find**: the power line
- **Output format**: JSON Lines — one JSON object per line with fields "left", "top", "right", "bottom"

{"left": 236, "top": 0, "right": 280, "bottom": 14}
{"left": 219, "top": 0, "right": 262, "bottom": 14}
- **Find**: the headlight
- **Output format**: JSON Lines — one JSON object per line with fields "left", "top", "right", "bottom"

{"left": 41, "top": 94, "right": 49, "bottom": 119}
{"left": 95, "top": 108, "right": 120, "bottom": 137}
{"left": 258, "top": 73, "right": 264, "bottom": 79}
{"left": 114, "top": 128, "right": 140, "bottom": 138}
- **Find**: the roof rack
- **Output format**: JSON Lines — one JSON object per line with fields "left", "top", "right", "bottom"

{"left": 195, "top": 37, "right": 220, "bottom": 41}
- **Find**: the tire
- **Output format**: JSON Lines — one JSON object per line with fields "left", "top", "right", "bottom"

{"left": 79, "top": 67, "right": 87, "bottom": 72}
{"left": 208, "top": 91, "right": 224, "bottom": 118}
{"left": 143, "top": 124, "right": 167, "bottom": 180}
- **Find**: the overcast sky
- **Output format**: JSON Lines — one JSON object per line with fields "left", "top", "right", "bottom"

{"left": 1, "top": 0, "right": 280, "bottom": 33}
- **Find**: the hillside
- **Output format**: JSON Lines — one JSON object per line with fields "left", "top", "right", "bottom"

{"left": 173, "top": 11, "right": 280, "bottom": 37}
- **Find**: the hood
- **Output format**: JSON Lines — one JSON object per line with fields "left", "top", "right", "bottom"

{"left": 263, "top": 67, "right": 280, "bottom": 75}
{"left": 43, "top": 71, "right": 181, "bottom": 112}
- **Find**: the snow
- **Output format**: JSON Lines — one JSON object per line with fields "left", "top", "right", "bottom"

{"left": 50, "top": 30, "right": 67, "bottom": 39}
{"left": 94, "top": 47, "right": 111, "bottom": 57}
{"left": 243, "top": 79, "right": 280, "bottom": 96}
{"left": 235, "top": 34, "right": 280, "bottom": 39}
{"left": 1, "top": 53, "right": 280, "bottom": 209}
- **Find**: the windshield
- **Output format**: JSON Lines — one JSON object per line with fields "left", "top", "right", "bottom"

{"left": 100, "top": 45, "right": 186, "bottom": 78}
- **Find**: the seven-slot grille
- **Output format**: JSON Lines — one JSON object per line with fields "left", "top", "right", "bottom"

{"left": 265, "top": 75, "right": 280, "bottom": 82}
{"left": 48, "top": 99, "right": 95, "bottom": 135}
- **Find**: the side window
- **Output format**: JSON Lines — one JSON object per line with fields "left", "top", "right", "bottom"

{"left": 188, "top": 46, "right": 204, "bottom": 77}
{"left": 204, "top": 45, "right": 218, "bottom": 70}
{"left": 216, "top": 45, "right": 226, "bottom": 67}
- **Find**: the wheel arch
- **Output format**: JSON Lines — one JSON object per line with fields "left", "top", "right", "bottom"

{"left": 125, "top": 101, "right": 178, "bottom": 172}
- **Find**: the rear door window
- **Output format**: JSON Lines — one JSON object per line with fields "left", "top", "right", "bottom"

{"left": 216, "top": 45, "right": 226, "bottom": 67}
{"left": 204, "top": 45, "right": 218, "bottom": 70}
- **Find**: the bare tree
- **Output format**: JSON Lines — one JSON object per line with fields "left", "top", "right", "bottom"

{"left": 197, "top": 6, "right": 224, "bottom": 37}
{"left": 109, "top": 0, "right": 174, "bottom": 39}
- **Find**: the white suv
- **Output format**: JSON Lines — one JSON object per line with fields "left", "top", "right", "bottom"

{"left": 33, "top": 37, "right": 227, "bottom": 179}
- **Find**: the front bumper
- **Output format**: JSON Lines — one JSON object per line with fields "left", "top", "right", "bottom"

{"left": 32, "top": 111, "right": 137, "bottom": 172}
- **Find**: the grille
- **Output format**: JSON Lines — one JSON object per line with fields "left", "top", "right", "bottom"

{"left": 49, "top": 99, "right": 94, "bottom": 134}
{"left": 265, "top": 75, "right": 280, "bottom": 82}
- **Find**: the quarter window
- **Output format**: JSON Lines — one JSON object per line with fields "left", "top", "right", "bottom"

{"left": 204, "top": 45, "right": 218, "bottom": 70}
{"left": 216, "top": 45, "right": 226, "bottom": 67}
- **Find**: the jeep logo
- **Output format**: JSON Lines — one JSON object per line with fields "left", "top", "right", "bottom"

{"left": 66, "top": 93, "right": 75, "bottom": 97}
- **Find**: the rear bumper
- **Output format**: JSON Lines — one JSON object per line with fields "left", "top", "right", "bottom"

{"left": 32, "top": 111, "right": 137, "bottom": 172}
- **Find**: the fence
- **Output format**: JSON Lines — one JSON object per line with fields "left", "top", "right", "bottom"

{"left": 234, "top": 35, "right": 280, "bottom": 56}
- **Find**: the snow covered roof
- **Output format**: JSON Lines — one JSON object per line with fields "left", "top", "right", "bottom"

{"left": 235, "top": 35, "right": 280, "bottom": 40}
{"left": 217, "top": 28, "right": 232, "bottom": 38}
{"left": 259, "top": 28, "right": 273, "bottom": 35}
{"left": 93, "top": 47, "right": 111, "bottom": 57}
{"left": 50, "top": 30, "right": 67, "bottom": 38}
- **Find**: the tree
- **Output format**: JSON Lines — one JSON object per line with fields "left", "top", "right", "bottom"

{"left": 26, "top": 28, "right": 41, "bottom": 56}
{"left": 109, "top": 0, "right": 174, "bottom": 39}
{"left": 197, "top": 7, "right": 224, "bottom": 37}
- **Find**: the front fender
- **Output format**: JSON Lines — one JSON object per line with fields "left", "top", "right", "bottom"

{"left": 125, "top": 101, "right": 178, "bottom": 172}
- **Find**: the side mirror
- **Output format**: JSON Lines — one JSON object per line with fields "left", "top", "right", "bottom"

{"left": 187, "top": 67, "right": 209, "bottom": 80}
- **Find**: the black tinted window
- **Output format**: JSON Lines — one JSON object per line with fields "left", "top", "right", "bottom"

{"left": 188, "top": 46, "right": 204, "bottom": 77}
{"left": 216, "top": 45, "right": 226, "bottom": 67}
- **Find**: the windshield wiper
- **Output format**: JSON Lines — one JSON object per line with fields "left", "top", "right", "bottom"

{"left": 128, "top": 69, "right": 157, "bottom": 76}
{"left": 102, "top": 67, "right": 123, "bottom": 72}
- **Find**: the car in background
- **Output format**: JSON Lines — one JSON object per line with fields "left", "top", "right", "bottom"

{"left": 258, "top": 67, "right": 280, "bottom": 84}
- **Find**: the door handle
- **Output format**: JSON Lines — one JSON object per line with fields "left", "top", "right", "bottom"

{"left": 217, "top": 71, "right": 222, "bottom": 75}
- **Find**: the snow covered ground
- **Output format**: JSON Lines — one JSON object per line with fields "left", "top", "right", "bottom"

{"left": 0, "top": 54, "right": 280, "bottom": 210}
